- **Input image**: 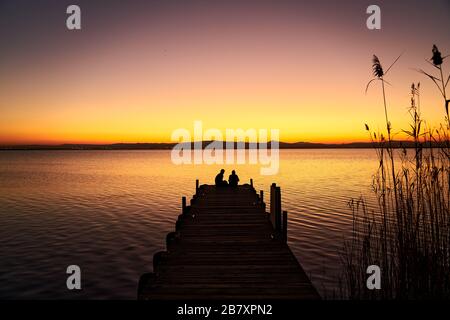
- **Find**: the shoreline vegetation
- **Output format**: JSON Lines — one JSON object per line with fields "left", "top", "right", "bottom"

{"left": 341, "top": 45, "right": 450, "bottom": 299}
{"left": 0, "top": 140, "right": 448, "bottom": 150}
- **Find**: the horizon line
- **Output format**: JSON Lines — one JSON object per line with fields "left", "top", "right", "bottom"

{"left": 0, "top": 140, "right": 378, "bottom": 147}
{"left": 0, "top": 139, "right": 443, "bottom": 150}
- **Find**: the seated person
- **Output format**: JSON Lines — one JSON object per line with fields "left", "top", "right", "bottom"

{"left": 215, "top": 169, "right": 228, "bottom": 187}
{"left": 228, "top": 170, "right": 240, "bottom": 187}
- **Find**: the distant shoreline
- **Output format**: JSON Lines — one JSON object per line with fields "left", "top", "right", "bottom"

{"left": 0, "top": 141, "right": 445, "bottom": 150}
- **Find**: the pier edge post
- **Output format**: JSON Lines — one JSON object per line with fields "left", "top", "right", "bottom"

{"left": 270, "top": 183, "right": 276, "bottom": 225}
{"left": 275, "top": 186, "right": 282, "bottom": 233}
{"left": 182, "top": 196, "right": 186, "bottom": 214}
{"left": 282, "top": 210, "right": 288, "bottom": 242}
{"left": 138, "top": 272, "right": 156, "bottom": 299}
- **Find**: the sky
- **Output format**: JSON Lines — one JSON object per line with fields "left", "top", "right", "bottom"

{"left": 0, "top": 0, "right": 449, "bottom": 144}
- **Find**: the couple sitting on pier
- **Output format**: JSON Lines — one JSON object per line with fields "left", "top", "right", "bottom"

{"left": 215, "top": 169, "right": 239, "bottom": 187}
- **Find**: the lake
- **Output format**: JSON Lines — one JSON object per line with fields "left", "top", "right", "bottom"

{"left": 0, "top": 149, "right": 378, "bottom": 299}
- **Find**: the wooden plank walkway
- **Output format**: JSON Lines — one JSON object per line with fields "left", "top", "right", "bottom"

{"left": 138, "top": 181, "right": 320, "bottom": 300}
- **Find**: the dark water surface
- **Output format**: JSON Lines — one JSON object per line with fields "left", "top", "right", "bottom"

{"left": 0, "top": 149, "right": 377, "bottom": 299}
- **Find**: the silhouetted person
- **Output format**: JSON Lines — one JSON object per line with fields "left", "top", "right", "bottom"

{"left": 215, "top": 169, "right": 228, "bottom": 187}
{"left": 228, "top": 170, "right": 239, "bottom": 187}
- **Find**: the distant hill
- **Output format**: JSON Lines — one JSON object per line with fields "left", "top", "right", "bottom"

{"left": 0, "top": 140, "right": 444, "bottom": 150}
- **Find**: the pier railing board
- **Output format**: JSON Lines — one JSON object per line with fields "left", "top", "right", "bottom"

{"left": 138, "top": 180, "right": 320, "bottom": 300}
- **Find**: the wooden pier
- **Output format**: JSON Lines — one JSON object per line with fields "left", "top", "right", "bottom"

{"left": 138, "top": 180, "right": 320, "bottom": 300}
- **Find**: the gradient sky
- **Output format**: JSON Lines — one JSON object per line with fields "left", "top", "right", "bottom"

{"left": 0, "top": 0, "right": 449, "bottom": 144}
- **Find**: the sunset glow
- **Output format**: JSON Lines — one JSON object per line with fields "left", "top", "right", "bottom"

{"left": 0, "top": 0, "right": 449, "bottom": 145}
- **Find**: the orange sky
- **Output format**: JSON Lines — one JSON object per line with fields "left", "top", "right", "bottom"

{"left": 0, "top": 0, "right": 449, "bottom": 145}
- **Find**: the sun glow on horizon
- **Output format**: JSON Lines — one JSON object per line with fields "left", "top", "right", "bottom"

{"left": 0, "top": 1, "right": 449, "bottom": 146}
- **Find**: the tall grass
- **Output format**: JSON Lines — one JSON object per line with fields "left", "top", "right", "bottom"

{"left": 341, "top": 45, "right": 450, "bottom": 299}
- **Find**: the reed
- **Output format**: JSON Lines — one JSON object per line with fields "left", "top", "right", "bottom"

{"left": 341, "top": 45, "right": 450, "bottom": 299}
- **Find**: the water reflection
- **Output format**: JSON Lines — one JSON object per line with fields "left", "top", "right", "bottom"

{"left": 0, "top": 149, "right": 378, "bottom": 299}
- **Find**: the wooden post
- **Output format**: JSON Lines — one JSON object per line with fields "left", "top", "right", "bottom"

{"left": 182, "top": 196, "right": 186, "bottom": 214}
{"left": 260, "top": 190, "right": 264, "bottom": 203}
{"left": 196, "top": 179, "right": 199, "bottom": 194}
{"left": 166, "top": 232, "right": 179, "bottom": 252}
{"left": 250, "top": 178, "right": 253, "bottom": 187}
{"left": 275, "top": 186, "right": 282, "bottom": 233}
{"left": 282, "top": 210, "right": 288, "bottom": 242}
{"left": 270, "top": 183, "right": 276, "bottom": 225}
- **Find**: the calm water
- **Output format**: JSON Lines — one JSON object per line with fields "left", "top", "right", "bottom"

{"left": 0, "top": 149, "right": 378, "bottom": 299}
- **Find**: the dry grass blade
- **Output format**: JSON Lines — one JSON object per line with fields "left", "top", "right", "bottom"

{"left": 365, "top": 79, "right": 392, "bottom": 94}
{"left": 384, "top": 52, "right": 403, "bottom": 75}
{"left": 425, "top": 58, "right": 440, "bottom": 70}
{"left": 416, "top": 68, "right": 439, "bottom": 81}
{"left": 365, "top": 78, "right": 378, "bottom": 94}
{"left": 383, "top": 79, "right": 392, "bottom": 87}
{"left": 402, "top": 129, "right": 414, "bottom": 137}
{"left": 416, "top": 68, "right": 445, "bottom": 96}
